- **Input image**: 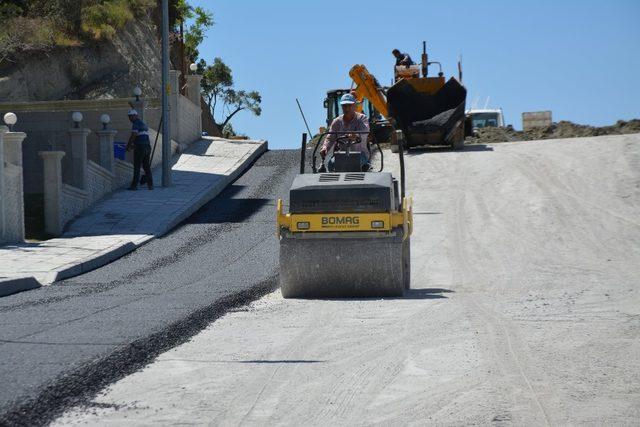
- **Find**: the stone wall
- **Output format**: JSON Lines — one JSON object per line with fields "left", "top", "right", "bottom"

{"left": 115, "top": 159, "right": 134, "bottom": 189}
{"left": 0, "top": 98, "right": 160, "bottom": 194}
{"left": 87, "top": 160, "right": 115, "bottom": 204}
{"left": 177, "top": 95, "right": 203, "bottom": 147}
{"left": 2, "top": 74, "right": 203, "bottom": 238}
{"left": 60, "top": 184, "right": 89, "bottom": 230}
{"left": 0, "top": 90, "right": 201, "bottom": 196}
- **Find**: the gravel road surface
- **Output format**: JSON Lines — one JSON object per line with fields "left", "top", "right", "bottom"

{"left": 56, "top": 134, "right": 640, "bottom": 426}
{"left": 0, "top": 149, "right": 300, "bottom": 425}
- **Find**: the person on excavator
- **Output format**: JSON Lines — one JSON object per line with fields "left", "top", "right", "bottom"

{"left": 392, "top": 49, "right": 414, "bottom": 67}
{"left": 320, "top": 93, "right": 371, "bottom": 172}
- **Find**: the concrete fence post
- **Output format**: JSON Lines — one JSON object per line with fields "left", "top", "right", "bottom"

{"left": 185, "top": 74, "right": 202, "bottom": 106}
{"left": 0, "top": 130, "right": 5, "bottom": 242}
{"left": 68, "top": 127, "right": 91, "bottom": 190}
{"left": 1, "top": 131, "right": 27, "bottom": 243}
{"left": 3, "top": 131, "right": 26, "bottom": 167}
{"left": 96, "top": 128, "right": 118, "bottom": 175}
{"left": 39, "top": 151, "right": 66, "bottom": 236}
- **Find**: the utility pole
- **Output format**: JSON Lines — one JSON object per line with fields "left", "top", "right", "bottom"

{"left": 161, "top": 0, "right": 172, "bottom": 187}
{"left": 180, "top": 20, "right": 186, "bottom": 95}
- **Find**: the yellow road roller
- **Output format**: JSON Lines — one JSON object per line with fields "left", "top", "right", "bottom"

{"left": 276, "top": 131, "right": 412, "bottom": 298}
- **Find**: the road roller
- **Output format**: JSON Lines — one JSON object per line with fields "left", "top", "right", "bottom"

{"left": 276, "top": 131, "right": 412, "bottom": 298}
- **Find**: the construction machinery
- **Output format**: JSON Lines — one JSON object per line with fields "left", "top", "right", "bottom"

{"left": 277, "top": 131, "right": 413, "bottom": 298}
{"left": 466, "top": 108, "right": 505, "bottom": 131}
{"left": 347, "top": 41, "right": 468, "bottom": 151}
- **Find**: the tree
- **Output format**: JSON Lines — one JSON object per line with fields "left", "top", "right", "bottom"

{"left": 199, "top": 58, "right": 261, "bottom": 134}
{"left": 219, "top": 89, "right": 262, "bottom": 131}
{"left": 172, "top": 0, "right": 213, "bottom": 63}
{"left": 183, "top": 6, "right": 213, "bottom": 62}
{"left": 200, "top": 57, "right": 232, "bottom": 117}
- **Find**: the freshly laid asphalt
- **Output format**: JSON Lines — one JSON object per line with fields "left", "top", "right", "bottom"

{"left": 0, "top": 149, "right": 299, "bottom": 425}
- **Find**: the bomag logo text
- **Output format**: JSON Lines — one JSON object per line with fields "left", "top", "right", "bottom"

{"left": 321, "top": 216, "right": 360, "bottom": 225}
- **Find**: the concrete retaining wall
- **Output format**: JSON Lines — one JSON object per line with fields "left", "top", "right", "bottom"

{"left": 177, "top": 95, "right": 203, "bottom": 145}
{"left": 523, "top": 111, "right": 553, "bottom": 131}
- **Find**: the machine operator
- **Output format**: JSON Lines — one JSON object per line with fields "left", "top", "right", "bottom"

{"left": 392, "top": 49, "right": 414, "bottom": 66}
{"left": 320, "top": 93, "right": 371, "bottom": 172}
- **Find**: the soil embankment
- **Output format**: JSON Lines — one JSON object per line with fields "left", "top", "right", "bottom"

{"left": 468, "top": 119, "right": 640, "bottom": 144}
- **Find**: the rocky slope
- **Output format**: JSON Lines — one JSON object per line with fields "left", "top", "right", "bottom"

{"left": 0, "top": 18, "right": 162, "bottom": 102}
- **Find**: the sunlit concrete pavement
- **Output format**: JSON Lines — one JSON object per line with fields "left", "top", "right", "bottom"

{"left": 0, "top": 137, "right": 266, "bottom": 294}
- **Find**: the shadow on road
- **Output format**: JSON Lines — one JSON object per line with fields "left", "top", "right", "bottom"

{"left": 186, "top": 184, "right": 272, "bottom": 224}
{"left": 308, "top": 287, "right": 454, "bottom": 302}
{"left": 239, "top": 359, "right": 325, "bottom": 364}
{"left": 403, "top": 288, "right": 454, "bottom": 299}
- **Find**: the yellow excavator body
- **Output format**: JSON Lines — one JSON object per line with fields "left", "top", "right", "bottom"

{"left": 347, "top": 42, "right": 467, "bottom": 150}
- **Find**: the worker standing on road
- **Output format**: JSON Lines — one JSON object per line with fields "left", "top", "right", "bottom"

{"left": 126, "top": 109, "right": 153, "bottom": 191}
{"left": 320, "top": 93, "right": 371, "bottom": 171}
{"left": 392, "top": 49, "right": 414, "bottom": 66}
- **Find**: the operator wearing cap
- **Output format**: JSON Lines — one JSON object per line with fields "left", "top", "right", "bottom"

{"left": 320, "top": 93, "right": 371, "bottom": 171}
{"left": 126, "top": 109, "right": 153, "bottom": 190}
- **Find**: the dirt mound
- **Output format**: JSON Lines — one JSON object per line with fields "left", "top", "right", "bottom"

{"left": 468, "top": 119, "right": 640, "bottom": 144}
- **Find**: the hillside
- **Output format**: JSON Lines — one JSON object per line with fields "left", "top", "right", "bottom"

{"left": 0, "top": 1, "right": 166, "bottom": 101}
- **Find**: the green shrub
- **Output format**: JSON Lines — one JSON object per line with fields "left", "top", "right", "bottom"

{"left": 81, "top": 0, "right": 134, "bottom": 39}
{"left": 0, "top": 0, "right": 159, "bottom": 61}
{"left": 128, "top": 0, "right": 156, "bottom": 16}
{"left": 0, "top": 3, "right": 23, "bottom": 19}
{"left": 0, "top": 17, "right": 57, "bottom": 62}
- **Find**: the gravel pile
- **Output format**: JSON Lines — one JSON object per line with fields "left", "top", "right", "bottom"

{"left": 467, "top": 119, "right": 640, "bottom": 144}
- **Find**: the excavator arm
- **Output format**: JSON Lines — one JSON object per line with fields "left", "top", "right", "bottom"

{"left": 349, "top": 64, "right": 389, "bottom": 118}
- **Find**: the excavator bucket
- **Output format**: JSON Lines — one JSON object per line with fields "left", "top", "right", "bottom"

{"left": 387, "top": 77, "right": 467, "bottom": 147}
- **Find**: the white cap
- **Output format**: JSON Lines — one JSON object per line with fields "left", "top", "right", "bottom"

{"left": 127, "top": 109, "right": 138, "bottom": 116}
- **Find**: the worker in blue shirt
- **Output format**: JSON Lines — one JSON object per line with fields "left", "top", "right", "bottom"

{"left": 126, "top": 109, "right": 153, "bottom": 190}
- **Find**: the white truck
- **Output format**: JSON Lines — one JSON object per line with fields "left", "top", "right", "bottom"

{"left": 466, "top": 108, "right": 505, "bottom": 130}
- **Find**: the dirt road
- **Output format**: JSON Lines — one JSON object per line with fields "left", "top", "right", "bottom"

{"left": 56, "top": 134, "right": 640, "bottom": 425}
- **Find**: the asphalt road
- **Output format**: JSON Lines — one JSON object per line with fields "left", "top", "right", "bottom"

{"left": 55, "top": 134, "right": 640, "bottom": 425}
{"left": 0, "top": 149, "right": 299, "bottom": 425}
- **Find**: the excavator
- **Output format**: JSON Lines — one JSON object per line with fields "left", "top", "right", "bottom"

{"left": 326, "top": 42, "right": 468, "bottom": 151}
{"left": 277, "top": 41, "right": 462, "bottom": 298}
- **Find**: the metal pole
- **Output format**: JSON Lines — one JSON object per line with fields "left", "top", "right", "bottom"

{"left": 161, "top": 0, "right": 172, "bottom": 187}
{"left": 300, "top": 133, "right": 307, "bottom": 174}
{"left": 295, "top": 98, "right": 314, "bottom": 139}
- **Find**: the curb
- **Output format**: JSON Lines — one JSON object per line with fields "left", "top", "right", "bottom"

{"left": 1, "top": 140, "right": 268, "bottom": 294}
{"left": 0, "top": 276, "right": 41, "bottom": 297}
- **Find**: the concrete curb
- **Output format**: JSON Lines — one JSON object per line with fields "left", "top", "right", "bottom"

{"left": 1, "top": 140, "right": 268, "bottom": 294}
{"left": 0, "top": 276, "right": 41, "bottom": 297}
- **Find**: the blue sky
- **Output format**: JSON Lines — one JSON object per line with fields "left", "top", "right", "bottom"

{"left": 190, "top": 0, "right": 640, "bottom": 149}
